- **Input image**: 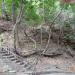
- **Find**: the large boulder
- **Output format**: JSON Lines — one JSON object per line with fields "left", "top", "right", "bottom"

{"left": 30, "top": 27, "right": 49, "bottom": 42}
{"left": 14, "top": 25, "right": 49, "bottom": 57}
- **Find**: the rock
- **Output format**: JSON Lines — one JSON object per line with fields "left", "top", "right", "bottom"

{"left": 0, "top": 28, "right": 7, "bottom": 34}
{"left": 0, "top": 20, "right": 13, "bottom": 31}
{"left": 41, "top": 42, "right": 64, "bottom": 57}
{"left": 30, "top": 27, "right": 49, "bottom": 42}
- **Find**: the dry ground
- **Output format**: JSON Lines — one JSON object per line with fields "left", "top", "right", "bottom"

{"left": 0, "top": 20, "right": 75, "bottom": 73}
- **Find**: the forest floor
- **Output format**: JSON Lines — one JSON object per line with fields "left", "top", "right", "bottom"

{"left": 0, "top": 20, "right": 75, "bottom": 74}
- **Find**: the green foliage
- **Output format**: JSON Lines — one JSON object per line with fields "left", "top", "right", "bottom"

{"left": 0, "top": 0, "right": 75, "bottom": 23}
{"left": 64, "top": 33, "right": 75, "bottom": 40}
{"left": 24, "top": 0, "right": 44, "bottom": 25}
{"left": 63, "top": 21, "right": 75, "bottom": 41}
{"left": 24, "top": 0, "right": 43, "bottom": 23}
{"left": 0, "top": 0, "right": 75, "bottom": 25}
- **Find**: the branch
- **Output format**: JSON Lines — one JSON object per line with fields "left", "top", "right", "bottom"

{"left": 24, "top": 30, "right": 37, "bottom": 49}
{"left": 13, "top": 3, "right": 25, "bottom": 50}
{"left": 42, "top": 8, "right": 63, "bottom": 54}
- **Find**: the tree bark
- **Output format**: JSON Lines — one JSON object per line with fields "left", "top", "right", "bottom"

{"left": 12, "top": 0, "right": 16, "bottom": 24}
{"left": 1, "top": 0, "right": 5, "bottom": 18}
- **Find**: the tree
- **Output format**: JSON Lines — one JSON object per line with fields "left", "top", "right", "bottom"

{"left": 11, "top": 0, "right": 15, "bottom": 23}
{"left": 1, "top": 0, "right": 5, "bottom": 18}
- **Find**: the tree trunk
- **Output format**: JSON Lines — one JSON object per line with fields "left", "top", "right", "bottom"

{"left": 1, "top": 0, "right": 5, "bottom": 18}
{"left": 12, "top": 0, "right": 16, "bottom": 24}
